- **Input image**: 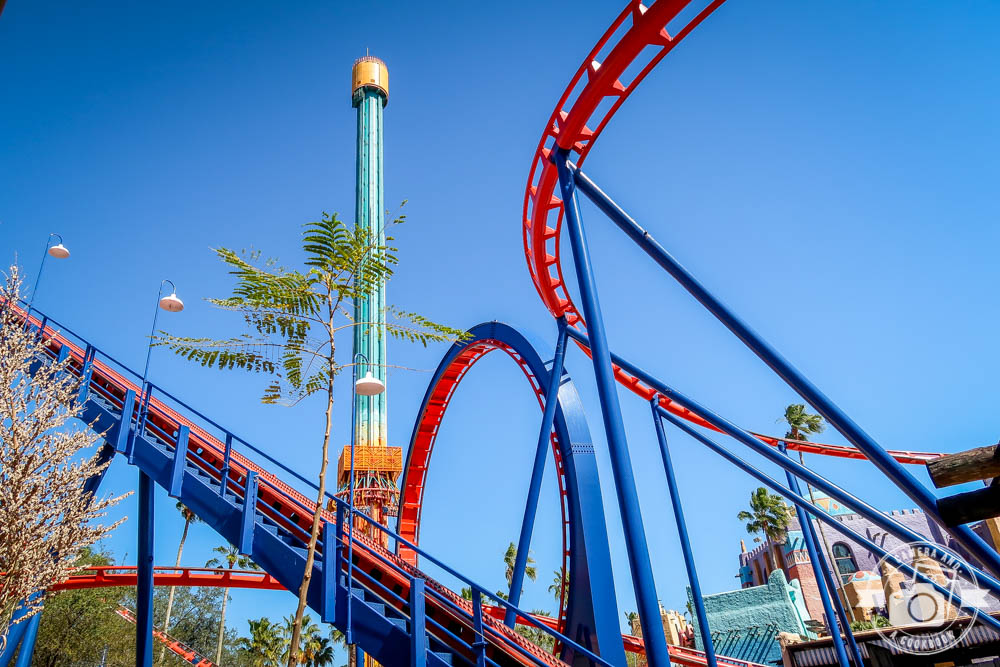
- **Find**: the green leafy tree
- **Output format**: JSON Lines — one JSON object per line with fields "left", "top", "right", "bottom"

{"left": 280, "top": 614, "right": 329, "bottom": 666}
{"left": 547, "top": 567, "right": 568, "bottom": 605}
{"left": 238, "top": 617, "right": 285, "bottom": 666}
{"left": 515, "top": 609, "right": 554, "bottom": 653}
{"left": 737, "top": 487, "right": 791, "bottom": 573}
{"left": 155, "top": 211, "right": 467, "bottom": 665}
{"left": 207, "top": 544, "right": 260, "bottom": 664}
{"left": 32, "top": 548, "right": 136, "bottom": 667}
{"left": 503, "top": 542, "right": 536, "bottom": 589}
{"left": 159, "top": 502, "right": 203, "bottom": 665}
{"left": 780, "top": 404, "right": 825, "bottom": 443}
{"left": 624, "top": 610, "right": 639, "bottom": 635}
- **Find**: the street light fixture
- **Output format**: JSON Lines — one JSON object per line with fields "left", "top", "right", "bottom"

{"left": 27, "top": 233, "right": 69, "bottom": 318}
{"left": 140, "top": 279, "right": 184, "bottom": 401}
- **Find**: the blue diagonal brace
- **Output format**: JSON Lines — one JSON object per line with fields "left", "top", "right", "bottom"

{"left": 168, "top": 426, "right": 190, "bottom": 498}
{"left": 114, "top": 390, "right": 136, "bottom": 454}
{"left": 239, "top": 471, "right": 258, "bottom": 555}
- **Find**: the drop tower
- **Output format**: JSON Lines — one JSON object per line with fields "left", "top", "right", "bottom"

{"left": 337, "top": 56, "right": 401, "bottom": 544}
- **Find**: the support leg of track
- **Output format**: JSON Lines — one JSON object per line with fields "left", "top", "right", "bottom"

{"left": 571, "top": 164, "right": 1000, "bottom": 579}
{"left": 506, "top": 318, "right": 568, "bottom": 626}
{"left": 410, "top": 578, "right": 426, "bottom": 667}
{"left": 12, "top": 613, "right": 39, "bottom": 667}
{"left": 780, "top": 445, "right": 863, "bottom": 666}
{"left": 650, "top": 401, "right": 717, "bottom": 667}
{"left": 777, "top": 450, "right": 851, "bottom": 667}
{"left": 137, "top": 471, "right": 155, "bottom": 667}
{"left": 555, "top": 149, "right": 671, "bottom": 667}
{"left": 0, "top": 605, "right": 31, "bottom": 667}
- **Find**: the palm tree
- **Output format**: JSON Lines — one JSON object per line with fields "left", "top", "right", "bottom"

{"left": 281, "top": 614, "right": 322, "bottom": 665}
{"left": 207, "top": 544, "right": 261, "bottom": 664}
{"left": 737, "top": 487, "right": 791, "bottom": 573}
{"left": 306, "top": 636, "right": 335, "bottom": 667}
{"left": 238, "top": 617, "right": 284, "bottom": 667}
{"left": 781, "top": 404, "right": 825, "bottom": 443}
{"left": 624, "top": 611, "right": 640, "bottom": 636}
{"left": 158, "top": 502, "right": 202, "bottom": 665}
{"left": 547, "top": 567, "right": 568, "bottom": 605}
{"left": 503, "top": 542, "right": 536, "bottom": 588}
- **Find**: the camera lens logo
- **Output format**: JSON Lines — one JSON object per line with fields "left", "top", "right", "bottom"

{"left": 873, "top": 542, "right": 984, "bottom": 655}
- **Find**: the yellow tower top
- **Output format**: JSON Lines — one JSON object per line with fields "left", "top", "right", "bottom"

{"left": 352, "top": 55, "right": 389, "bottom": 103}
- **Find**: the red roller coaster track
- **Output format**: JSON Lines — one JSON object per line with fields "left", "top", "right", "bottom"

{"left": 520, "top": 0, "right": 941, "bottom": 467}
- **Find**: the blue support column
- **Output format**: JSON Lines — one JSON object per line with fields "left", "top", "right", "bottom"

{"left": 506, "top": 318, "right": 568, "bottom": 626}
{"left": 136, "top": 471, "right": 155, "bottom": 667}
{"left": 554, "top": 149, "right": 671, "bottom": 667}
{"left": 12, "top": 613, "right": 40, "bottom": 667}
{"left": 168, "top": 426, "right": 190, "bottom": 498}
{"left": 650, "top": 401, "right": 717, "bottom": 667}
{"left": 219, "top": 434, "right": 233, "bottom": 497}
{"left": 239, "top": 472, "right": 258, "bottom": 555}
{"left": 570, "top": 164, "right": 1000, "bottom": 579}
{"left": 322, "top": 521, "right": 336, "bottom": 624}
{"left": 779, "top": 445, "right": 862, "bottom": 666}
{"left": 471, "top": 587, "right": 487, "bottom": 667}
{"left": 410, "top": 578, "right": 426, "bottom": 667}
{"left": 0, "top": 604, "right": 32, "bottom": 667}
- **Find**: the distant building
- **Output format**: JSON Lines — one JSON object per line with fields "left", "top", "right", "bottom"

{"left": 737, "top": 492, "right": 1000, "bottom": 623}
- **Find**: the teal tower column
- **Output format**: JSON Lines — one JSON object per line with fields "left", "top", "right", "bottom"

{"left": 339, "top": 56, "right": 401, "bottom": 543}
{"left": 351, "top": 56, "right": 389, "bottom": 451}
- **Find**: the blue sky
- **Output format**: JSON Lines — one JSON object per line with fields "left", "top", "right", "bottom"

{"left": 2, "top": 0, "right": 1000, "bottom": 656}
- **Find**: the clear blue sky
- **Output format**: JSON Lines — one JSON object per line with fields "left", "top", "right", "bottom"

{"left": 3, "top": 0, "right": 1000, "bottom": 655}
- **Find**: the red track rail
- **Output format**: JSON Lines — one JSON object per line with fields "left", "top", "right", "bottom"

{"left": 398, "top": 338, "right": 572, "bottom": 622}
{"left": 521, "top": 0, "right": 941, "bottom": 467}
{"left": 50, "top": 567, "right": 285, "bottom": 592}
{"left": 115, "top": 606, "right": 215, "bottom": 667}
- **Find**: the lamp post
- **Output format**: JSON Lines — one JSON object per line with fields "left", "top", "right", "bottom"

{"left": 135, "top": 278, "right": 183, "bottom": 667}
{"left": 140, "top": 279, "right": 184, "bottom": 402}
{"left": 26, "top": 233, "right": 70, "bottom": 319}
{"left": 346, "top": 351, "right": 385, "bottom": 647}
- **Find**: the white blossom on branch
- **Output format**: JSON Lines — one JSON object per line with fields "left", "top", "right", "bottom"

{"left": 0, "top": 266, "right": 129, "bottom": 651}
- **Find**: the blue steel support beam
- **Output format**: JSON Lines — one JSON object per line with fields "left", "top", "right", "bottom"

{"left": 506, "top": 318, "right": 569, "bottom": 626}
{"left": 0, "top": 604, "right": 31, "bottom": 667}
{"left": 410, "top": 578, "right": 426, "bottom": 667}
{"left": 554, "top": 150, "right": 671, "bottom": 667}
{"left": 471, "top": 587, "right": 487, "bottom": 667}
{"left": 239, "top": 472, "right": 258, "bottom": 555}
{"left": 776, "top": 451, "right": 851, "bottom": 667}
{"left": 12, "top": 613, "right": 39, "bottom": 667}
{"left": 656, "top": 407, "right": 1000, "bottom": 634}
{"left": 570, "top": 163, "right": 1000, "bottom": 579}
{"left": 136, "top": 471, "right": 155, "bottom": 667}
{"left": 650, "top": 401, "right": 717, "bottom": 667}
{"left": 780, "top": 444, "right": 863, "bottom": 667}
{"left": 322, "top": 521, "right": 336, "bottom": 624}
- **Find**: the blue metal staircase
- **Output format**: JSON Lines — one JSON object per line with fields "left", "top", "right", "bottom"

{"left": 21, "top": 307, "right": 605, "bottom": 667}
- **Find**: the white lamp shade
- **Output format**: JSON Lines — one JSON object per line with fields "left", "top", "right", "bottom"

{"left": 159, "top": 293, "right": 184, "bottom": 312}
{"left": 355, "top": 371, "right": 385, "bottom": 396}
{"left": 47, "top": 243, "right": 70, "bottom": 259}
